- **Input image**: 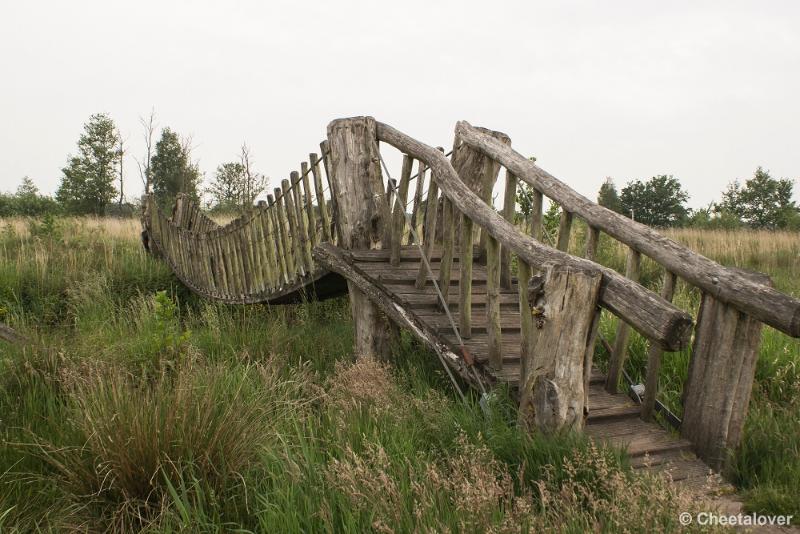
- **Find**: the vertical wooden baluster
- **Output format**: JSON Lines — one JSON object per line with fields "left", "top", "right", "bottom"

{"left": 221, "top": 227, "right": 236, "bottom": 296}
{"left": 390, "top": 154, "right": 413, "bottom": 266}
{"left": 517, "top": 259, "right": 534, "bottom": 425}
{"left": 211, "top": 230, "right": 226, "bottom": 297}
{"left": 257, "top": 202, "right": 276, "bottom": 290}
{"left": 228, "top": 220, "right": 244, "bottom": 296}
{"left": 270, "top": 192, "right": 291, "bottom": 285}
{"left": 530, "top": 189, "right": 544, "bottom": 240}
{"left": 248, "top": 213, "right": 265, "bottom": 293}
{"left": 486, "top": 233, "right": 502, "bottom": 369}
{"left": 310, "top": 153, "right": 332, "bottom": 242}
{"left": 556, "top": 209, "right": 573, "bottom": 252}
{"left": 415, "top": 179, "right": 440, "bottom": 289}
{"left": 584, "top": 226, "right": 600, "bottom": 262}
{"left": 290, "top": 173, "right": 314, "bottom": 274}
{"left": 408, "top": 160, "right": 426, "bottom": 244}
{"left": 459, "top": 210, "right": 474, "bottom": 338}
{"left": 279, "top": 183, "right": 302, "bottom": 280}
{"left": 236, "top": 218, "right": 254, "bottom": 294}
{"left": 641, "top": 271, "right": 677, "bottom": 420}
{"left": 301, "top": 162, "right": 318, "bottom": 247}
{"left": 605, "top": 246, "right": 641, "bottom": 394}
{"left": 437, "top": 196, "right": 456, "bottom": 304}
{"left": 500, "top": 169, "right": 517, "bottom": 289}
{"left": 319, "top": 140, "right": 339, "bottom": 244}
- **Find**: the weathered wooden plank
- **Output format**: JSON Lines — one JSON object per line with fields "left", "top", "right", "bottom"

{"left": 458, "top": 214, "right": 474, "bottom": 338}
{"left": 376, "top": 121, "right": 693, "bottom": 351}
{"left": 437, "top": 196, "right": 456, "bottom": 305}
{"left": 606, "top": 247, "right": 642, "bottom": 394}
{"left": 290, "top": 172, "right": 314, "bottom": 274}
{"left": 283, "top": 178, "right": 306, "bottom": 278}
{"left": 390, "top": 154, "right": 413, "bottom": 266}
{"left": 455, "top": 120, "right": 800, "bottom": 339}
{"left": 584, "top": 225, "right": 600, "bottom": 262}
{"left": 319, "top": 139, "right": 340, "bottom": 244}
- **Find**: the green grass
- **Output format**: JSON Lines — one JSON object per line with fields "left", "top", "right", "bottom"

{"left": 0, "top": 215, "right": 765, "bottom": 531}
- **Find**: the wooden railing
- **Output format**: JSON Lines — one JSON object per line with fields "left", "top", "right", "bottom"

{"left": 372, "top": 118, "right": 800, "bottom": 469}
{"left": 142, "top": 145, "right": 339, "bottom": 304}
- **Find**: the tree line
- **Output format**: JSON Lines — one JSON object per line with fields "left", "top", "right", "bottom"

{"left": 0, "top": 112, "right": 268, "bottom": 218}
{"left": 595, "top": 171, "right": 799, "bottom": 230}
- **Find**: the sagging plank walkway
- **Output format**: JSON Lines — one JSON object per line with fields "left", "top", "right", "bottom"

{"left": 318, "top": 244, "right": 726, "bottom": 493}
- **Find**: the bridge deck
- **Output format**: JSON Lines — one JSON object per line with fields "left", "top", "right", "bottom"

{"left": 342, "top": 246, "right": 723, "bottom": 491}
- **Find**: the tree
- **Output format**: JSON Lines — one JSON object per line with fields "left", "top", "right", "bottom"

{"left": 717, "top": 167, "right": 798, "bottom": 229}
{"left": 620, "top": 175, "right": 689, "bottom": 228}
{"left": 150, "top": 128, "right": 202, "bottom": 208}
{"left": 206, "top": 144, "right": 268, "bottom": 211}
{"left": 56, "top": 113, "right": 121, "bottom": 214}
{"left": 597, "top": 177, "right": 622, "bottom": 213}
{"left": 136, "top": 109, "right": 157, "bottom": 195}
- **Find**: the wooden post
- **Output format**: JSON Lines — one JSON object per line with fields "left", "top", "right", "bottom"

{"left": 290, "top": 171, "right": 314, "bottom": 274}
{"left": 458, "top": 213, "right": 474, "bottom": 338}
{"left": 530, "top": 189, "right": 544, "bottom": 240}
{"left": 556, "top": 210, "right": 573, "bottom": 252}
{"left": 273, "top": 188, "right": 295, "bottom": 282}
{"left": 390, "top": 154, "right": 413, "bottom": 266}
{"left": 681, "top": 270, "right": 769, "bottom": 470}
{"left": 414, "top": 179, "right": 440, "bottom": 289}
{"left": 301, "top": 162, "right": 318, "bottom": 247}
{"left": 327, "top": 116, "right": 397, "bottom": 360}
{"left": 516, "top": 259, "right": 534, "bottom": 426}
{"left": 500, "top": 170, "right": 517, "bottom": 289}
{"left": 486, "top": 234, "right": 502, "bottom": 369}
{"left": 437, "top": 196, "right": 456, "bottom": 304}
{"left": 605, "top": 247, "right": 641, "bottom": 394}
{"left": 519, "top": 265, "right": 603, "bottom": 432}
{"left": 319, "top": 139, "right": 340, "bottom": 245}
{"left": 584, "top": 226, "right": 600, "bottom": 262}
{"left": 450, "top": 127, "right": 510, "bottom": 261}
{"left": 409, "top": 160, "right": 426, "bottom": 244}
{"left": 310, "top": 153, "right": 332, "bottom": 242}
{"left": 641, "top": 271, "right": 677, "bottom": 420}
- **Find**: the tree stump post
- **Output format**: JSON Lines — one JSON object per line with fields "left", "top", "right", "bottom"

{"left": 326, "top": 116, "right": 398, "bottom": 360}
{"left": 681, "top": 269, "right": 769, "bottom": 470}
{"left": 519, "top": 265, "right": 603, "bottom": 433}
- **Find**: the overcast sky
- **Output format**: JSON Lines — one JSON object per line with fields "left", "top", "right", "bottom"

{"left": 1, "top": 0, "right": 798, "bottom": 208}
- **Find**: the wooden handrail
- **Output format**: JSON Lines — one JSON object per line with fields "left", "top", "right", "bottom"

{"left": 375, "top": 120, "right": 693, "bottom": 351}
{"left": 455, "top": 120, "right": 800, "bottom": 339}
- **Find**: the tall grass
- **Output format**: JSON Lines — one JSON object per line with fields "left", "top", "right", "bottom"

{"left": 0, "top": 215, "right": 770, "bottom": 531}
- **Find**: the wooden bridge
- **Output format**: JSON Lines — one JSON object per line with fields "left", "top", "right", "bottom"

{"left": 142, "top": 116, "right": 800, "bottom": 492}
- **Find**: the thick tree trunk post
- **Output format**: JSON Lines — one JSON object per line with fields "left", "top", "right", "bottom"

{"left": 500, "top": 170, "right": 517, "bottom": 289}
{"left": 450, "top": 127, "right": 511, "bottom": 261}
{"left": 327, "top": 117, "right": 397, "bottom": 360}
{"left": 681, "top": 270, "right": 769, "bottom": 470}
{"left": 605, "top": 247, "right": 641, "bottom": 394}
{"left": 519, "top": 265, "right": 603, "bottom": 432}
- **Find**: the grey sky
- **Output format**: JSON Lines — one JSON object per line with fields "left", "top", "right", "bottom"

{"left": 1, "top": 0, "right": 798, "bottom": 208}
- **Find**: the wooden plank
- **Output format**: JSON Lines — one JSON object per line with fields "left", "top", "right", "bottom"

{"left": 415, "top": 175, "right": 440, "bottom": 288}
{"left": 283, "top": 177, "right": 306, "bottom": 278}
{"left": 455, "top": 120, "right": 800, "bottom": 339}
{"left": 409, "top": 160, "right": 426, "bottom": 244}
{"left": 458, "top": 214, "right": 474, "bottom": 337}
{"left": 437, "top": 196, "right": 456, "bottom": 304}
{"left": 584, "top": 225, "right": 600, "bottom": 262}
{"left": 291, "top": 171, "right": 314, "bottom": 274}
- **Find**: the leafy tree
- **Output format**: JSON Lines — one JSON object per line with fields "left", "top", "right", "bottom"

{"left": 620, "top": 175, "right": 689, "bottom": 228}
{"left": 717, "top": 167, "right": 798, "bottom": 229}
{"left": 206, "top": 144, "right": 268, "bottom": 212}
{"left": 56, "top": 113, "right": 120, "bottom": 214}
{"left": 597, "top": 177, "right": 623, "bottom": 213}
{"left": 150, "top": 128, "right": 202, "bottom": 208}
